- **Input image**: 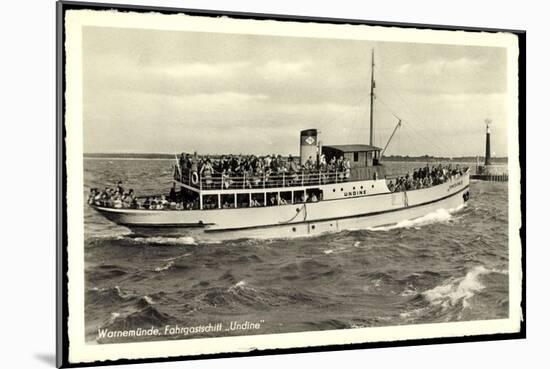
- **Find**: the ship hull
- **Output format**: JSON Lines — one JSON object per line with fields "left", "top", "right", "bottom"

{"left": 92, "top": 173, "right": 470, "bottom": 242}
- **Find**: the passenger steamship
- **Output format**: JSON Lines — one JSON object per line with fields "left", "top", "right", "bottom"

{"left": 91, "top": 52, "right": 470, "bottom": 241}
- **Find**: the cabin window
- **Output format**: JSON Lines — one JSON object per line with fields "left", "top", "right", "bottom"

{"left": 367, "top": 151, "right": 373, "bottom": 166}
{"left": 306, "top": 188, "right": 323, "bottom": 202}
{"left": 373, "top": 151, "right": 380, "bottom": 165}
{"left": 266, "top": 192, "right": 279, "bottom": 206}
{"left": 237, "top": 193, "right": 249, "bottom": 208}
{"left": 179, "top": 188, "right": 199, "bottom": 209}
{"left": 353, "top": 152, "right": 359, "bottom": 162}
{"left": 293, "top": 190, "right": 306, "bottom": 203}
{"left": 251, "top": 193, "right": 265, "bottom": 207}
{"left": 280, "top": 191, "right": 292, "bottom": 205}
{"left": 202, "top": 194, "right": 218, "bottom": 210}
{"left": 220, "top": 194, "right": 235, "bottom": 209}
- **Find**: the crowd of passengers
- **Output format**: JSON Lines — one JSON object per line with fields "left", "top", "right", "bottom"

{"left": 387, "top": 163, "right": 466, "bottom": 192}
{"left": 177, "top": 152, "right": 352, "bottom": 188}
{"left": 87, "top": 182, "right": 199, "bottom": 210}
{"left": 88, "top": 180, "right": 324, "bottom": 210}
{"left": 89, "top": 164, "right": 466, "bottom": 210}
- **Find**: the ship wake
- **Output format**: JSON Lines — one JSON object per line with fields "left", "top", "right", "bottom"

{"left": 367, "top": 204, "right": 465, "bottom": 231}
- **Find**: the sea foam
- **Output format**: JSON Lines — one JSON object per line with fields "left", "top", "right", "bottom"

{"left": 154, "top": 260, "right": 175, "bottom": 272}
{"left": 422, "top": 265, "right": 505, "bottom": 309}
{"left": 368, "top": 204, "right": 465, "bottom": 232}
{"left": 130, "top": 236, "right": 198, "bottom": 246}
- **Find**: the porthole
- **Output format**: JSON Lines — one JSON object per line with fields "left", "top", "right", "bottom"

{"left": 372, "top": 185, "right": 374, "bottom": 188}
{"left": 292, "top": 227, "right": 296, "bottom": 232}
{"left": 360, "top": 186, "right": 363, "bottom": 189}
{"left": 340, "top": 188, "right": 343, "bottom": 191}
{"left": 333, "top": 189, "right": 336, "bottom": 192}
{"left": 353, "top": 186, "right": 356, "bottom": 190}
{"left": 311, "top": 225, "right": 316, "bottom": 230}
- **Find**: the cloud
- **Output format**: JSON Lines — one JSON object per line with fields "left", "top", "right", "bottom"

{"left": 260, "top": 60, "right": 311, "bottom": 80}
{"left": 151, "top": 62, "right": 250, "bottom": 79}
{"left": 82, "top": 27, "right": 508, "bottom": 156}
{"left": 176, "top": 91, "right": 269, "bottom": 105}
{"left": 397, "top": 57, "right": 486, "bottom": 76}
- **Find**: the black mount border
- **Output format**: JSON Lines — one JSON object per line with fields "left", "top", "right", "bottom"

{"left": 56, "top": 1, "right": 526, "bottom": 367}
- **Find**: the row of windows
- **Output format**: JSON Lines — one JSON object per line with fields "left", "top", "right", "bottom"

{"left": 201, "top": 189, "right": 324, "bottom": 209}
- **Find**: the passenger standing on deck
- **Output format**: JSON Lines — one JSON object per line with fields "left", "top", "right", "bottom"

{"left": 289, "top": 155, "right": 298, "bottom": 185}
{"left": 169, "top": 183, "right": 177, "bottom": 202}
{"left": 344, "top": 158, "right": 351, "bottom": 180}
{"left": 320, "top": 153, "right": 327, "bottom": 168}
{"left": 264, "top": 155, "right": 272, "bottom": 170}
{"left": 116, "top": 181, "right": 124, "bottom": 195}
{"left": 305, "top": 156, "right": 314, "bottom": 171}
{"left": 190, "top": 153, "right": 198, "bottom": 182}
{"left": 201, "top": 159, "right": 213, "bottom": 189}
{"left": 178, "top": 153, "right": 186, "bottom": 180}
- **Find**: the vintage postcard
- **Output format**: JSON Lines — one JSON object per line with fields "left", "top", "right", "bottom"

{"left": 57, "top": 1, "right": 525, "bottom": 367}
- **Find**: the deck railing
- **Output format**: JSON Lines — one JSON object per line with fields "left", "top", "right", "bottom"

{"left": 174, "top": 165, "right": 351, "bottom": 191}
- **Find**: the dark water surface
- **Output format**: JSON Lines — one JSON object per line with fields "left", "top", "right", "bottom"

{"left": 84, "top": 159, "right": 509, "bottom": 343}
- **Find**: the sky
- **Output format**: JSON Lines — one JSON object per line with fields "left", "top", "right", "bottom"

{"left": 82, "top": 26, "right": 509, "bottom": 157}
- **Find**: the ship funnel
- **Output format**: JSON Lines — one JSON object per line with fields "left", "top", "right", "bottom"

{"left": 300, "top": 129, "right": 318, "bottom": 166}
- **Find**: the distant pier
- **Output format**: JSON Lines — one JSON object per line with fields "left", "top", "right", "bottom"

{"left": 471, "top": 173, "right": 508, "bottom": 182}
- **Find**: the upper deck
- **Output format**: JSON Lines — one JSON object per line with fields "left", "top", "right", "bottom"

{"left": 174, "top": 165, "right": 370, "bottom": 193}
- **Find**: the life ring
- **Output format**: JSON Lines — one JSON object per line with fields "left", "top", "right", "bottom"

{"left": 191, "top": 172, "right": 199, "bottom": 185}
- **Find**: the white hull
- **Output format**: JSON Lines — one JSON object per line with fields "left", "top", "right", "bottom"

{"left": 93, "top": 172, "right": 470, "bottom": 242}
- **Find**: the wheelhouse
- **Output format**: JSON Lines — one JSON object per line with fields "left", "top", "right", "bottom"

{"left": 321, "top": 144, "right": 385, "bottom": 180}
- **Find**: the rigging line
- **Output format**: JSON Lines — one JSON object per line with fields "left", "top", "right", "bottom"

{"left": 374, "top": 65, "right": 453, "bottom": 149}
{"left": 376, "top": 96, "right": 449, "bottom": 155}
{"left": 374, "top": 65, "right": 418, "bottom": 113}
{"left": 347, "top": 94, "right": 371, "bottom": 144}
{"left": 380, "top": 116, "right": 446, "bottom": 158}
{"left": 373, "top": 65, "right": 429, "bottom": 120}
{"left": 321, "top": 93, "right": 369, "bottom": 127}
{"left": 406, "top": 124, "right": 455, "bottom": 158}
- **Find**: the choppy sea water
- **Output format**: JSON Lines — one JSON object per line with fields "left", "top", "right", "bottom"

{"left": 84, "top": 159, "right": 509, "bottom": 343}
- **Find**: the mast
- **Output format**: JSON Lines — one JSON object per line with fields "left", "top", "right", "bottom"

{"left": 369, "top": 49, "right": 375, "bottom": 146}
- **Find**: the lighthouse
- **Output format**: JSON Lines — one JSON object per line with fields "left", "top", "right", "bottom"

{"left": 472, "top": 119, "right": 508, "bottom": 181}
{"left": 484, "top": 119, "right": 491, "bottom": 166}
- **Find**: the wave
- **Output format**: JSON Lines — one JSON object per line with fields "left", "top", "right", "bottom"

{"left": 153, "top": 253, "right": 193, "bottom": 272}
{"left": 323, "top": 246, "right": 348, "bottom": 254}
{"left": 195, "top": 279, "right": 319, "bottom": 311}
{"left": 126, "top": 236, "right": 198, "bottom": 246}
{"left": 86, "top": 285, "right": 129, "bottom": 306}
{"left": 99, "top": 305, "right": 175, "bottom": 334}
{"left": 86, "top": 265, "right": 129, "bottom": 281}
{"left": 367, "top": 204, "right": 465, "bottom": 232}
{"left": 154, "top": 260, "right": 175, "bottom": 272}
{"left": 138, "top": 295, "right": 155, "bottom": 306}
{"left": 421, "top": 265, "right": 506, "bottom": 310}
{"left": 87, "top": 285, "right": 161, "bottom": 310}
{"left": 227, "top": 280, "right": 249, "bottom": 293}
{"left": 92, "top": 288, "right": 176, "bottom": 339}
